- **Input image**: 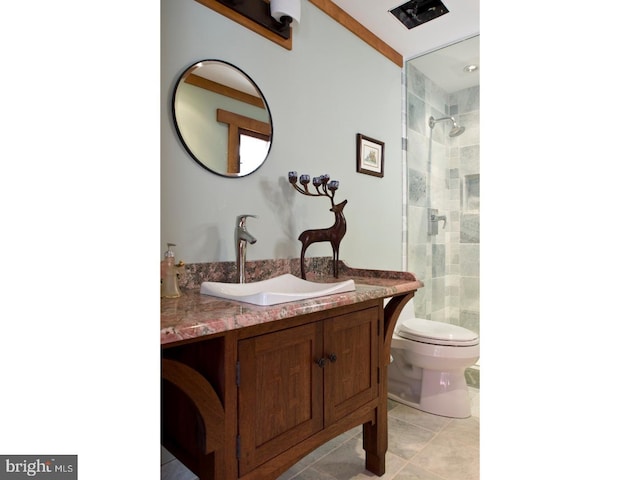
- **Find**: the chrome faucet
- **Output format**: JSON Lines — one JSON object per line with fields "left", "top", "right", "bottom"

{"left": 235, "top": 214, "right": 258, "bottom": 283}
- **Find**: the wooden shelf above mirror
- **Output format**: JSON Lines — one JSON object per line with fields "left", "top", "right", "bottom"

{"left": 196, "top": 0, "right": 293, "bottom": 50}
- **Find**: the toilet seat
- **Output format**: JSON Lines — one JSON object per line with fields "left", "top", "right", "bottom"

{"left": 397, "top": 319, "right": 479, "bottom": 346}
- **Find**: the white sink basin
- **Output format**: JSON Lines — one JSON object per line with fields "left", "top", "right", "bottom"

{"left": 200, "top": 274, "right": 356, "bottom": 306}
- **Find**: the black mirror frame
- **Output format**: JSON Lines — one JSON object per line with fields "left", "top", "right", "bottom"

{"left": 171, "top": 59, "right": 273, "bottom": 178}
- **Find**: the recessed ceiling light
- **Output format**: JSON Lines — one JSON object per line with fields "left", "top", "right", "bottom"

{"left": 463, "top": 64, "right": 478, "bottom": 73}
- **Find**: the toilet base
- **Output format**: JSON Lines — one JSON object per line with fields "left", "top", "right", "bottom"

{"left": 388, "top": 368, "right": 472, "bottom": 418}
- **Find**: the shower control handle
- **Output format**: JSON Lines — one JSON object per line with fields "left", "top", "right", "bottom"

{"left": 432, "top": 214, "right": 446, "bottom": 229}
{"left": 428, "top": 208, "right": 447, "bottom": 235}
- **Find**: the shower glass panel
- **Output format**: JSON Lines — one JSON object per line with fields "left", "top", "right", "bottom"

{"left": 405, "top": 35, "right": 480, "bottom": 334}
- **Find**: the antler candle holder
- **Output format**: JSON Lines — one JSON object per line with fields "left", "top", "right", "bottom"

{"left": 288, "top": 171, "right": 347, "bottom": 279}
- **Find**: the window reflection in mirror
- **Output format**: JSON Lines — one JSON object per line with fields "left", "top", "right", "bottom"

{"left": 240, "top": 132, "right": 270, "bottom": 173}
{"left": 172, "top": 60, "right": 273, "bottom": 177}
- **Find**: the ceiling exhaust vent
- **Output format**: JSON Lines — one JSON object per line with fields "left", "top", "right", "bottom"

{"left": 389, "top": 0, "right": 449, "bottom": 29}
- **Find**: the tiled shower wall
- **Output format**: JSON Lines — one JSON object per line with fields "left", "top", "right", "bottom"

{"left": 406, "top": 63, "right": 480, "bottom": 334}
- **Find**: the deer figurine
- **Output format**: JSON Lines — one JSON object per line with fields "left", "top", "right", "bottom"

{"left": 288, "top": 172, "right": 347, "bottom": 279}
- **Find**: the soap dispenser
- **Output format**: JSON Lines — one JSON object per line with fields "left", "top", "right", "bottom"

{"left": 161, "top": 243, "right": 185, "bottom": 298}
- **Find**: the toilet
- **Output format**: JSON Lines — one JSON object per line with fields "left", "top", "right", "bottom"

{"left": 387, "top": 299, "right": 479, "bottom": 418}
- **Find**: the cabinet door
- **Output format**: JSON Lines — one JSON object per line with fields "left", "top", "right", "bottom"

{"left": 238, "top": 322, "right": 323, "bottom": 475}
{"left": 324, "top": 307, "right": 379, "bottom": 425}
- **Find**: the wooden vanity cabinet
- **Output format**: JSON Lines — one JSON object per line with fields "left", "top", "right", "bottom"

{"left": 237, "top": 305, "right": 378, "bottom": 476}
{"left": 162, "top": 293, "right": 414, "bottom": 480}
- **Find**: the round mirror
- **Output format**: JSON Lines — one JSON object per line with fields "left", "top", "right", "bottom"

{"left": 172, "top": 60, "right": 273, "bottom": 177}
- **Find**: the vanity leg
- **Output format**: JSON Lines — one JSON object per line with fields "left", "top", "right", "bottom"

{"left": 362, "top": 292, "right": 416, "bottom": 475}
{"left": 362, "top": 397, "right": 387, "bottom": 475}
{"left": 224, "top": 333, "right": 240, "bottom": 480}
{"left": 362, "top": 356, "right": 390, "bottom": 476}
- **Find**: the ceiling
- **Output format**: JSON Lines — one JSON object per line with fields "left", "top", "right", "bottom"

{"left": 329, "top": 0, "right": 479, "bottom": 91}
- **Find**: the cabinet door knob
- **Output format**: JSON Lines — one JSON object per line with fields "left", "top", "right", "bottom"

{"left": 328, "top": 353, "right": 337, "bottom": 363}
{"left": 315, "top": 358, "right": 326, "bottom": 368}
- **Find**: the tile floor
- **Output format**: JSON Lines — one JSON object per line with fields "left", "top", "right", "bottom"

{"left": 162, "top": 387, "right": 478, "bottom": 480}
{"left": 161, "top": 448, "right": 198, "bottom": 480}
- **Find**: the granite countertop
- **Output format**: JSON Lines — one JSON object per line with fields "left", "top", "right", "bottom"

{"left": 161, "top": 260, "right": 423, "bottom": 345}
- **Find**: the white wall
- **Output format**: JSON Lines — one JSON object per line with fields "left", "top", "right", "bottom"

{"left": 161, "top": 0, "right": 403, "bottom": 270}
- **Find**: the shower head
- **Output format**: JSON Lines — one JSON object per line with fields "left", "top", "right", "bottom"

{"left": 449, "top": 122, "right": 465, "bottom": 137}
{"left": 428, "top": 115, "right": 465, "bottom": 137}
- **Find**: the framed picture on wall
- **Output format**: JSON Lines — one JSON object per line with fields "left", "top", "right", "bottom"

{"left": 356, "top": 134, "right": 384, "bottom": 178}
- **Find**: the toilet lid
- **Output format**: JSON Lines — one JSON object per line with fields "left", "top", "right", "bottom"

{"left": 398, "top": 319, "right": 479, "bottom": 346}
